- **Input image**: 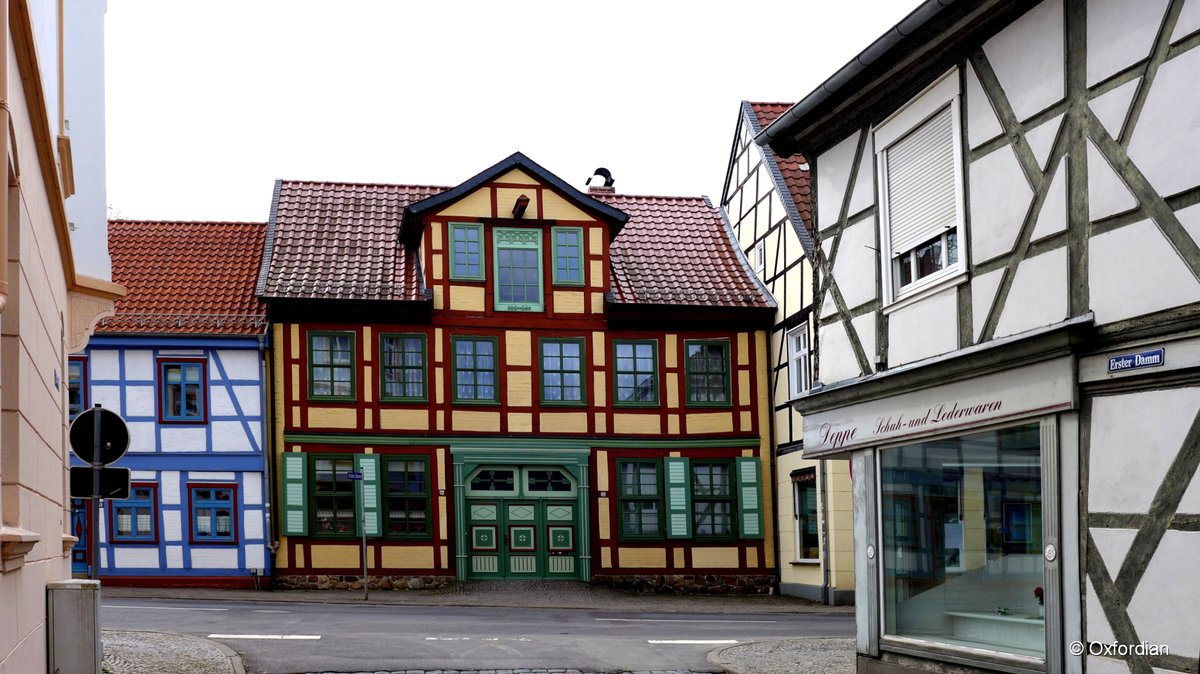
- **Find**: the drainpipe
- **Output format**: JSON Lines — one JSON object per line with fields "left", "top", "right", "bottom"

{"left": 259, "top": 332, "right": 279, "bottom": 573}
{"left": 0, "top": 0, "right": 11, "bottom": 315}
{"left": 820, "top": 460, "right": 833, "bottom": 605}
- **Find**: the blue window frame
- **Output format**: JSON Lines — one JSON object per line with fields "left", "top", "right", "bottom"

{"left": 111, "top": 484, "right": 157, "bottom": 542}
{"left": 190, "top": 485, "right": 237, "bottom": 543}
{"left": 67, "top": 357, "right": 87, "bottom": 420}
{"left": 159, "top": 359, "right": 206, "bottom": 422}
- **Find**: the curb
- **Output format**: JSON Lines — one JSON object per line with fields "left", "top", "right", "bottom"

{"left": 706, "top": 642, "right": 747, "bottom": 674}
{"left": 103, "top": 629, "right": 246, "bottom": 674}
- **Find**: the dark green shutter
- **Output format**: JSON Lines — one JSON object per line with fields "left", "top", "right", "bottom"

{"left": 355, "top": 454, "right": 383, "bottom": 537}
{"left": 736, "top": 457, "right": 764, "bottom": 539}
{"left": 281, "top": 453, "right": 308, "bottom": 536}
{"left": 664, "top": 457, "right": 692, "bottom": 539}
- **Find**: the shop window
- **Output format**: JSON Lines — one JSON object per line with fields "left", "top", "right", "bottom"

{"left": 159, "top": 359, "right": 206, "bottom": 422}
{"left": 190, "top": 485, "right": 236, "bottom": 543}
{"left": 493, "top": 227, "right": 543, "bottom": 312}
{"left": 684, "top": 340, "right": 730, "bottom": 406}
{"left": 451, "top": 336, "right": 498, "bottom": 403}
{"left": 313, "top": 456, "right": 356, "bottom": 537}
{"left": 380, "top": 333, "right": 427, "bottom": 402}
{"left": 68, "top": 356, "right": 87, "bottom": 420}
{"left": 787, "top": 324, "right": 812, "bottom": 398}
{"left": 308, "top": 332, "right": 355, "bottom": 401}
{"left": 617, "top": 461, "right": 662, "bottom": 539}
{"left": 793, "top": 469, "right": 819, "bottom": 560}
{"left": 449, "top": 222, "right": 485, "bottom": 280}
{"left": 613, "top": 340, "right": 658, "bottom": 405}
{"left": 540, "top": 338, "right": 585, "bottom": 404}
{"left": 551, "top": 226, "right": 584, "bottom": 285}
{"left": 111, "top": 484, "right": 157, "bottom": 542}
{"left": 385, "top": 457, "right": 429, "bottom": 538}
{"left": 880, "top": 423, "right": 1043, "bottom": 658}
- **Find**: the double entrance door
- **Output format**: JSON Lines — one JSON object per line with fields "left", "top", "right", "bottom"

{"left": 466, "top": 499, "right": 579, "bottom": 579}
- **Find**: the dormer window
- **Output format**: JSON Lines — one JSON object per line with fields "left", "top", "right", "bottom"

{"left": 493, "top": 228, "right": 544, "bottom": 312}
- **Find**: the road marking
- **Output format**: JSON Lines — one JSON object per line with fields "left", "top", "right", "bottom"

{"left": 207, "top": 634, "right": 321, "bottom": 640}
{"left": 597, "top": 618, "right": 776, "bottom": 624}
{"left": 425, "top": 637, "right": 532, "bottom": 642}
{"left": 251, "top": 610, "right": 292, "bottom": 614}
{"left": 648, "top": 639, "right": 739, "bottom": 645}
{"left": 103, "top": 605, "right": 228, "bottom": 612}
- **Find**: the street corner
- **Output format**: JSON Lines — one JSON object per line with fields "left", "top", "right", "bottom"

{"left": 707, "top": 637, "right": 854, "bottom": 674}
{"left": 102, "top": 630, "right": 245, "bottom": 674}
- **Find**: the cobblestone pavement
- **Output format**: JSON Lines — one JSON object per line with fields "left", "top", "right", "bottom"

{"left": 304, "top": 670, "right": 715, "bottom": 674}
{"left": 709, "top": 637, "right": 854, "bottom": 674}
{"left": 103, "top": 630, "right": 244, "bottom": 674}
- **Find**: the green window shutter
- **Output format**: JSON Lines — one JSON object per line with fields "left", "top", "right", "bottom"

{"left": 355, "top": 454, "right": 383, "bottom": 537}
{"left": 281, "top": 453, "right": 308, "bottom": 536}
{"left": 736, "top": 457, "right": 764, "bottom": 539}
{"left": 664, "top": 457, "right": 692, "bottom": 539}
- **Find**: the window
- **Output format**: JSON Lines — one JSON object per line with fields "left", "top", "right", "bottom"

{"left": 159, "top": 359, "right": 206, "bottom": 422}
{"left": 876, "top": 70, "right": 965, "bottom": 301}
{"left": 692, "top": 461, "right": 734, "bottom": 538}
{"left": 881, "top": 423, "right": 1043, "bottom": 657}
{"left": 787, "top": 324, "right": 812, "bottom": 398}
{"left": 380, "top": 333, "right": 426, "bottom": 402}
{"left": 111, "top": 484, "right": 157, "bottom": 542}
{"left": 385, "top": 458, "right": 429, "bottom": 538}
{"left": 752, "top": 240, "right": 765, "bottom": 276}
{"left": 526, "top": 468, "right": 575, "bottom": 494}
{"left": 617, "top": 461, "right": 662, "bottom": 539}
{"left": 540, "top": 338, "right": 585, "bottom": 404}
{"left": 313, "top": 456, "right": 356, "bottom": 536}
{"left": 452, "top": 336, "right": 498, "bottom": 403}
{"left": 551, "top": 226, "right": 584, "bottom": 285}
{"left": 684, "top": 340, "right": 730, "bottom": 406}
{"left": 614, "top": 340, "right": 658, "bottom": 405}
{"left": 190, "top": 485, "right": 236, "bottom": 543}
{"left": 449, "top": 222, "right": 485, "bottom": 280}
{"left": 493, "top": 227, "right": 543, "bottom": 312}
{"left": 68, "top": 357, "right": 87, "bottom": 420}
{"left": 309, "top": 332, "right": 355, "bottom": 400}
{"left": 793, "top": 469, "right": 819, "bottom": 560}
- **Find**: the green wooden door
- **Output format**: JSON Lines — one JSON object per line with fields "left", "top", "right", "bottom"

{"left": 465, "top": 498, "right": 579, "bottom": 579}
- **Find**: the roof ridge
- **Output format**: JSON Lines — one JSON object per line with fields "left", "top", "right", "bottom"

{"left": 598, "top": 193, "right": 713, "bottom": 202}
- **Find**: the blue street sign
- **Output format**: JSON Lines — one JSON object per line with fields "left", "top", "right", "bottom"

{"left": 1107, "top": 348, "right": 1165, "bottom": 374}
{"left": 346, "top": 471, "right": 363, "bottom": 480}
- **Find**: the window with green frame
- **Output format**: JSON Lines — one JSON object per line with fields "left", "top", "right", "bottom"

{"left": 551, "top": 226, "right": 584, "bottom": 285}
{"left": 540, "top": 338, "right": 584, "bottom": 404}
{"left": 692, "top": 461, "right": 734, "bottom": 539}
{"left": 452, "top": 336, "right": 498, "bottom": 403}
{"left": 309, "top": 332, "right": 355, "bottom": 400}
{"left": 313, "top": 456, "right": 356, "bottom": 537}
{"left": 684, "top": 340, "right": 730, "bottom": 406}
{"left": 493, "top": 227, "right": 543, "bottom": 312}
{"left": 385, "top": 457, "right": 429, "bottom": 538}
{"left": 614, "top": 340, "right": 658, "bottom": 405}
{"left": 449, "top": 223, "right": 485, "bottom": 280}
{"left": 617, "top": 461, "right": 662, "bottom": 539}
{"left": 380, "top": 333, "right": 426, "bottom": 402}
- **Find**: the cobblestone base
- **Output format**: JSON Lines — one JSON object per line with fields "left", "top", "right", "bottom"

{"left": 591, "top": 573, "right": 777, "bottom": 595}
{"left": 273, "top": 574, "right": 455, "bottom": 591}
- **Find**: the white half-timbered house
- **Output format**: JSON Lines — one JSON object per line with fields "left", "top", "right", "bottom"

{"left": 758, "top": 1, "right": 1200, "bottom": 672}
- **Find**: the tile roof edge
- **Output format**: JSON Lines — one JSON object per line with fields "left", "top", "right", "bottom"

{"left": 276, "top": 178, "right": 452, "bottom": 191}
{"left": 108, "top": 219, "right": 266, "bottom": 226}
{"left": 255, "top": 179, "right": 284, "bottom": 298}
{"left": 743, "top": 103, "right": 818, "bottom": 262}
{"left": 718, "top": 206, "right": 777, "bottom": 311}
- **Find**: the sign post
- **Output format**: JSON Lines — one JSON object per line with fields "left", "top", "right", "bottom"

{"left": 69, "top": 404, "right": 131, "bottom": 581}
{"left": 346, "top": 470, "right": 367, "bottom": 601}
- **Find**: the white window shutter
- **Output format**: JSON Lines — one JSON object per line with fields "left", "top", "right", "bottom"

{"left": 885, "top": 105, "right": 957, "bottom": 256}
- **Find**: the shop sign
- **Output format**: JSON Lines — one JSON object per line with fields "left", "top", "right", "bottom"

{"left": 1106, "top": 348, "right": 1164, "bottom": 373}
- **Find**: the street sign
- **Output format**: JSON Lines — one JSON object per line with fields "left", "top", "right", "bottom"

{"left": 69, "top": 466, "right": 131, "bottom": 499}
{"left": 346, "top": 471, "right": 363, "bottom": 480}
{"left": 69, "top": 408, "right": 130, "bottom": 465}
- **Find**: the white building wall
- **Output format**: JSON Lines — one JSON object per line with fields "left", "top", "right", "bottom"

{"left": 63, "top": 0, "right": 110, "bottom": 279}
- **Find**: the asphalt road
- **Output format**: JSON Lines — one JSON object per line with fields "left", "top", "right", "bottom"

{"left": 101, "top": 597, "right": 854, "bottom": 674}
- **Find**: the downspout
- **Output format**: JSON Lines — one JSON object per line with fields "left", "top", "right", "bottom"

{"left": 820, "top": 460, "right": 832, "bottom": 605}
{"left": 0, "top": 0, "right": 11, "bottom": 315}
{"left": 259, "top": 332, "right": 279, "bottom": 573}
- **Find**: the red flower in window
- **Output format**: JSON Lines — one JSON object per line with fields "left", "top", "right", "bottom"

{"left": 1034, "top": 586, "right": 1044, "bottom": 605}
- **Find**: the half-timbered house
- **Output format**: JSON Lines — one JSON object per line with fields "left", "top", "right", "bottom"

{"left": 259, "top": 153, "right": 778, "bottom": 591}
{"left": 722, "top": 102, "right": 854, "bottom": 604}
{"left": 757, "top": 0, "right": 1200, "bottom": 672}
{"left": 70, "top": 220, "right": 271, "bottom": 588}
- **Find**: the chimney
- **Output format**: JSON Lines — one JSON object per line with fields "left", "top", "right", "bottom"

{"left": 586, "top": 167, "right": 615, "bottom": 195}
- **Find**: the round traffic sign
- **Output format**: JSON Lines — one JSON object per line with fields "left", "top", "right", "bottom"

{"left": 69, "top": 407, "right": 130, "bottom": 465}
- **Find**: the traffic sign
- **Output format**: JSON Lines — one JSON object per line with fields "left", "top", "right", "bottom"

{"left": 346, "top": 471, "right": 363, "bottom": 480}
{"left": 69, "top": 466, "right": 131, "bottom": 499}
{"left": 69, "top": 407, "right": 130, "bottom": 465}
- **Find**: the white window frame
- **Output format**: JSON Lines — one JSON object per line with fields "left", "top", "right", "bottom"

{"left": 786, "top": 323, "right": 811, "bottom": 398}
{"left": 875, "top": 69, "right": 968, "bottom": 307}
{"left": 752, "top": 240, "right": 766, "bottom": 277}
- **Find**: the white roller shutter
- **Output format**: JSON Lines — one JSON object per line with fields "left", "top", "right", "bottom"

{"left": 884, "top": 105, "right": 958, "bottom": 256}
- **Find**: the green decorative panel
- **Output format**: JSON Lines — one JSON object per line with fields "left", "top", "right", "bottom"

{"left": 472, "top": 556, "right": 498, "bottom": 574}
{"left": 471, "top": 504, "right": 497, "bottom": 521}
{"left": 509, "top": 526, "right": 535, "bottom": 551}
{"left": 510, "top": 555, "right": 537, "bottom": 574}
{"left": 548, "top": 526, "right": 573, "bottom": 551}
{"left": 546, "top": 504, "right": 573, "bottom": 521}
{"left": 472, "top": 526, "right": 497, "bottom": 551}
{"left": 548, "top": 557, "right": 575, "bottom": 574}
{"left": 508, "top": 504, "right": 535, "bottom": 521}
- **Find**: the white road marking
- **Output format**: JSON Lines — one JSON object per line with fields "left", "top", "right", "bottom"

{"left": 425, "top": 637, "right": 532, "bottom": 642}
{"left": 648, "top": 639, "right": 739, "bottom": 645}
{"left": 103, "top": 605, "right": 228, "bottom": 611}
{"left": 597, "top": 617, "right": 776, "bottom": 624}
{"left": 251, "top": 610, "right": 292, "bottom": 614}
{"left": 207, "top": 634, "right": 321, "bottom": 640}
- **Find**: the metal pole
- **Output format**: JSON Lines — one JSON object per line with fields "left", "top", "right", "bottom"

{"left": 361, "top": 483, "right": 369, "bottom": 601}
{"left": 89, "top": 404, "right": 101, "bottom": 581}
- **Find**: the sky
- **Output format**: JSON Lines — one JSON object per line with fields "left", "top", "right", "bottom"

{"left": 104, "top": 0, "right": 923, "bottom": 223}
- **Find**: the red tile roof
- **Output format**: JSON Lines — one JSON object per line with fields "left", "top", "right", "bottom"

{"left": 100, "top": 220, "right": 267, "bottom": 335}
{"left": 748, "top": 102, "right": 813, "bottom": 236}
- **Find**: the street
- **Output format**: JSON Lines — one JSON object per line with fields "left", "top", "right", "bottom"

{"left": 101, "top": 597, "right": 854, "bottom": 674}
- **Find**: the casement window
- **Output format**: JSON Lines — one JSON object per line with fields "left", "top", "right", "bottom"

{"left": 551, "top": 226, "right": 584, "bottom": 285}
{"left": 280, "top": 453, "right": 383, "bottom": 539}
{"left": 493, "top": 227, "right": 544, "bottom": 312}
{"left": 190, "top": 485, "right": 236, "bottom": 543}
{"left": 449, "top": 222, "right": 485, "bottom": 280}
{"left": 691, "top": 461, "right": 735, "bottom": 539}
{"left": 308, "top": 332, "right": 355, "bottom": 401}
{"left": 786, "top": 324, "right": 812, "bottom": 398}
{"left": 385, "top": 457, "right": 429, "bottom": 538}
{"left": 752, "top": 240, "right": 766, "bottom": 277}
{"left": 617, "top": 460, "right": 662, "bottom": 540}
{"left": 451, "top": 336, "right": 498, "bottom": 403}
{"left": 111, "top": 484, "right": 157, "bottom": 542}
{"left": 655, "top": 457, "right": 763, "bottom": 541}
{"left": 684, "top": 340, "right": 730, "bottom": 406}
{"left": 539, "top": 338, "right": 585, "bottom": 405}
{"left": 793, "top": 469, "right": 819, "bottom": 561}
{"left": 380, "top": 333, "right": 427, "bottom": 402}
{"left": 876, "top": 70, "right": 966, "bottom": 302}
{"left": 68, "top": 357, "right": 87, "bottom": 420}
{"left": 613, "top": 340, "right": 658, "bottom": 405}
{"left": 313, "top": 456, "right": 356, "bottom": 537}
{"left": 159, "top": 359, "right": 206, "bottom": 422}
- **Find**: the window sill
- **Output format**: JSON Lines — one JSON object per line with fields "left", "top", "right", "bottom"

{"left": 1, "top": 526, "right": 41, "bottom": 572}
{"left": 884, "top": 269, "right": 968, "bottom": 316}
{"left": 789, "top": 559, "right": 821, "bottom": 565}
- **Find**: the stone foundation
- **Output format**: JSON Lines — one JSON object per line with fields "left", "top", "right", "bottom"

{"left": 591, "top": 573, "right": 778, "bottom": 595}
{"left": 272, "top": 574, "right": 454, "bottom": 591}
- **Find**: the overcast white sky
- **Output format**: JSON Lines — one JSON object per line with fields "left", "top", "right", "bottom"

{"left": 104, "top": 0, "right": 922, "bottom": 222}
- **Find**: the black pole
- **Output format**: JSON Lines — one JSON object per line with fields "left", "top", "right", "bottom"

{"left": 89, "top": 403, "right": 101, "bottom": 581}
